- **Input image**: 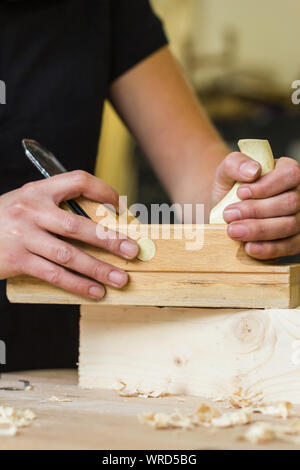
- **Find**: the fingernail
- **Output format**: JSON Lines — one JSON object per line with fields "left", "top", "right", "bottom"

{"left": 108, "top": 270, "right": 128, "bottom": 287}
{"left": 223, "top": 208, "right": 242, "bottom": 222}
{"left": 245, "top": 242, "right": 263, "bottom": 255}
{"left": 120, "top": 240, "right": 139, "bottom": 259}
{"left": 238, "top": 186, "right": 252, "bottom": 199}
{"left": 228, "top": 223, "right": 249, "bottom": 239}
{"left": 240, "top": 161, "right": 260, "bottom": 179}
{"left": 89, "top": 286, "right": 105, "bottom": 299}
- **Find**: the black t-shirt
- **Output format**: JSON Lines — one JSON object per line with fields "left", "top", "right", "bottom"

{"left": 0, "top": 0, "right": 167, "bottom": 371}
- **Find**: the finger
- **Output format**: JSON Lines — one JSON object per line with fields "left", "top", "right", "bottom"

{"left": 245, "top": 234, "right": 300, "bottom": 260}
{"left": 211, "top": 152, "right": 262, "bottom": 206}
{"left": 223, "top": 189, "right": 300, "bottom": 222}
{"left": 31, "top": 170, "right": 120, "bottom": 208}
{"left": 215, "top": 152, "right": 261, "bottom": 189}
{"left": 227, "top": 214, "right": 300, "bottom": 242}
{"left": 34, "top": 206, "right": 139, "bottom": 260}
{"left": 25, "top": 232, "right": 129, "bottom": 289}
{"left": 238, "top": 157, "right": 300, "bottom": 200}
{"left": 22, "top": 253, "right": 105, "bottom": 299}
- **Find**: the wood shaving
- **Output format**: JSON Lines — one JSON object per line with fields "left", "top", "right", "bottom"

{"left": 0, "top": 406, "right": 36, "bottom": 429}
{"left": 139, "top": 403, "right": 247, "bottom": 431}
{"left": 211, "top": 409, "right": 252, "bottom": 428}
{"left": 230, "top": 387, "right": 264, "bottom": 409}
{"left": 0, "top": 425, "right": 17, "bottom": 437}
{"left": 240, "top": 420, "right": 300, "bottom": 444}
{"left": 213, "top": 396, "right": 226, "bottom": 403}
{"left": 138, "top": 400, "right": 297, "bottom": 437}
{"left": 114, "top": 380, "right": 168, "bottom": 398}
{"left": 48, "top": 396, "right": 72, "bottom": 402}
{"left": 191, "top": 403, "right": 221, "bottom": 425}
{"left": 139, "top": 411, "right": 193, "bottom": 430}
{"left": 253, "top": 402, "right": 293, "bottom": 419}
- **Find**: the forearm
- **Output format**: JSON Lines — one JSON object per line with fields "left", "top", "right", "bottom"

{"left": 110, "top": 47, "right": 300, "bottom": 259}
{"left": 109, "top": 46, "right": 229, "bottom": 220}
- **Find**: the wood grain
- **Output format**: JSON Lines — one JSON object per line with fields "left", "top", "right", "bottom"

{"left": 6, "top": 224, "right": 294, "bottom": 274}
{"left": 6, "top": 225, "right": 300, "bottom": 308}
{"left": 7, "top": 270, "right": 294, "bottom": 308}
{"left": 79, "top": 305, "right": 300, "bottom": 405}
{"left": 68, "top": 224, "right": 293, "bottom": 273}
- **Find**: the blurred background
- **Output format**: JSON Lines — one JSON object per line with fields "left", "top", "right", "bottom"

{"left": 96, "top": 0, "right": 300, "bottom": 208}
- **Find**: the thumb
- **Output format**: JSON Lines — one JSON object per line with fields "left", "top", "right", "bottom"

{"left": 211, "top": 151, "right": 261, "bottom": 206}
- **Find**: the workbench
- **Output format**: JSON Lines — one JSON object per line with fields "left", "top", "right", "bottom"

{"left": 0, "top": 369, "right": 299, "bottom": 450}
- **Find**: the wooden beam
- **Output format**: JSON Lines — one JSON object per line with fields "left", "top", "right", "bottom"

{"left": 36, "top": 225, "right": 296, "bottom": 274}
{"left": 6, "top": 225, "right": 300, "bottom": 308}
{"left": 6, "top": 269, "right": 297, "bottom": 308}
{"left": 79, "top": 305, "right": 300, "bottom": 404}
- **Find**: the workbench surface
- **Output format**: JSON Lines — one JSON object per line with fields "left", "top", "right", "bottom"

{"left": 0, "top": 369, "right": 299, "bottom": 450}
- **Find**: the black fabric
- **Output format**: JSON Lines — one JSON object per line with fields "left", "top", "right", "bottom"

{"left": 0, "top": 0, "right": 167, "bottom": 371}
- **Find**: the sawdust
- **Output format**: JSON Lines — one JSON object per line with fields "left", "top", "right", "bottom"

{"left": 192, "top": 403, "right": 220, "bottom": 425}
{"left": 140, "top": 405, "right": 252, "bottom": 430}
{"left": 114, "top": 380, "right": 169, "bottom": 398}
{"left": 139, "top": 411, "right": 194, "bottom": 430}
{"left": 211, "top": 409, "right": 252, "bottom": 428}
{"left": 230, "top": 387, "right": 264, "bottom": 408}
{"left": 239, "top": 420, "right": 300, "bottom": 444}
{"left": 140, "top": 403, "right": 220, "bottom": 430}
{"left": 48, "top": 395, "right": 72, "bottom": 403}
{"left": 0, "top": 425, "right": 17, "bottom": 436}
{"left": 253, "top": 402, "right": 293, "bottom": 419}
{"left": 0, "top": 406, "right": 36, "bottom": 436}
{"left": 139, "top": 400, "right": 300, "bottom": 444}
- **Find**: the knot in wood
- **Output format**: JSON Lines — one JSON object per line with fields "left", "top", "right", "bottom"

{"left": 230, "top": 312, "right": 267, "bottom": 354}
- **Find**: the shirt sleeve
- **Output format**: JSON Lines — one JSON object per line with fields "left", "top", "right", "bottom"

{"left": 109, "top": 0, "right": 168, "bottom": 82}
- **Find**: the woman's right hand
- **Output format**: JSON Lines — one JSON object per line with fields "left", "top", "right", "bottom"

{"left": 0, "top": 171, "right": 139, "bottom": 299}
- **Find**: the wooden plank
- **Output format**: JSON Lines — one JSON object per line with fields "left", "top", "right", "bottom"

{"left": 6, "top": 270, "right": 294, "bottom": 308}
{"left": 6, "top": 225, "right": 300, "bottom": 308}
{"left": 79, "top": 305, "right": 300, "bottom": 404}
{"left": 59, "top": 225, "right": 293, "bottom": 273}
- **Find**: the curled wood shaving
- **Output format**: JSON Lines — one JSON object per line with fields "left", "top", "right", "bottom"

{"left": 230, "top": 387, "right": 264, "bottom": 409}
{"left": 48, "top": 395, "right": 72, "bottom": 403}
{"left": 139, "top": 401, "right": 297, "bottom": 436}
{"left": 0, "top": 425, "right": 17, "bottom": 437}
{"left": 114, "top": 380, "right": 169, "bottom": 399}
{"left": 191, "top": 403, "right": 221, "bottom": 425}
{"left": 240, "top": 420, "right": 300, "bottom": 444}
{"left": 211, "top": 409, "right": 252, "bottom": 428}
{"left": 139, "top": 411, "right": 193, "bottom": 430}
{"left": 253, "top": 402, "right": 293, "bottom": 419}
{"left": 0, "top": 406, "right": 36, "bottom": 429}
{"left": 139, "top": 403, "right": 231, "bottom": 431}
